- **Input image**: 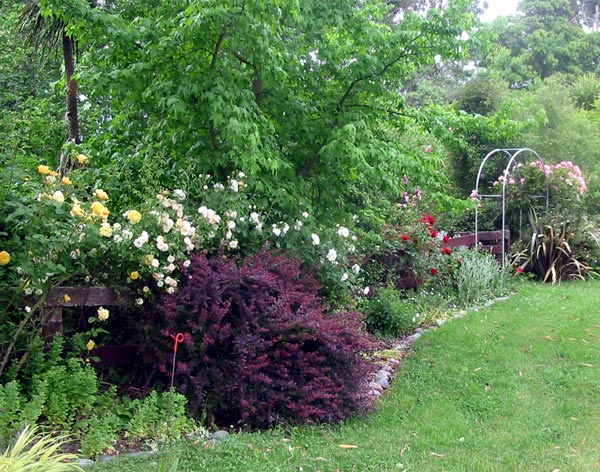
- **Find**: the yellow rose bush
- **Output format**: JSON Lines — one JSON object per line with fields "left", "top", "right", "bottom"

{"left": 0, "top": 160, "right": 362, "bottom": 381}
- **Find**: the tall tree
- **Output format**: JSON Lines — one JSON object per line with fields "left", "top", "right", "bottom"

{"left": 19, "top": 0, "right": 95, "bottom": 172}
{"left": 79, "top": 0, "right": 478, "bottom": 218}
{"left": 477, "top": 0, "right": 600, "bottom": 86}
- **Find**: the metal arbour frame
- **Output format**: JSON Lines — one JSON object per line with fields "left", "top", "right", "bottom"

{"left": 473, "top": 148, "right": 548, "bottom": 266}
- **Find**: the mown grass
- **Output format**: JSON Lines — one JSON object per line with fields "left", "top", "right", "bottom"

{"left": 88, "top": 281, "right": 600, "bottom": 471}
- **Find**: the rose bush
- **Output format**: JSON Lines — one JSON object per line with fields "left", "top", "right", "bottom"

{"left": 485, "top": 159, "right": 599, "bottom": 281}
{"left": 0, "top": 156, "right": 368, "bottom": 378}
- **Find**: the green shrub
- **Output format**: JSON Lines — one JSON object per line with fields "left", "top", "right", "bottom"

{"left": 0, "top": 380, "right": 44, "bottom": 447}
{"left": 365, "top": 287, "right": 419, "bottom": 337}
{"left": 33, "top": 358, "right": 98, "bottom": 429}
{"left": 126, "top": 390, "right": 199, "bottom": 448}
{"left": 79, "top": 412, "right": 122, "bottom": 457}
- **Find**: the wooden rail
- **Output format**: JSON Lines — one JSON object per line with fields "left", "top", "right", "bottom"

{"left": 43, "top": 286, "right": 134, "bottom": 339}
{"left": 42, "top": 286, "right": 140, "bottom": 365}
{"left": 442, "top": 230, "right": 510, "bottom": 259}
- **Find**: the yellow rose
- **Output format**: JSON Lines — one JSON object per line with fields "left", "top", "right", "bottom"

{"left": 49, "top": 170, "right": 59, "bottom": 177}
{"left": 127, "top": 210, "right": 142, "bottom": 224}
{"left": 51, "top": 191, "right": 65, "bottom": 204}
{"left": 76, "top": 153, "right": 89, "bottom": 164}
{"left": 97, "top": 306, "right": 109, "bottom": 321}
{"left": 63, "top": 294, "right": 71, "bottom": 302}
{"left": 91, "top": 201, "right": 103, "bottom": 216}
{"left": 37, "top": 165, "right": 51, "bottom": 175}
{"left": 61, "top": 176, "right": 72, "bottom": 185}
{"left": 130, "top": 271, "right": 140, "bottom": 280}
{"left": 91, "top": 201, "right": 110, "bottom": 219}
{"left": 0, "top": 251, "right": 10, "bottom": 265}
{"left": 71, "top": 203, "right": 85, "bottom": 217}
{"left": 86, "top": 340, "right": 96, "bottom": 351}
{"left": 100, "top": 223, "right": 113, "bottom": 237}
{"left": 94, "top": 189, "right": 109, "bottom": 201}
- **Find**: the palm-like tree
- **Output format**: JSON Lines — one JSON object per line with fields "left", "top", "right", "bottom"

{"left": 19, "top": 1, "right": 91, "bottom": 172}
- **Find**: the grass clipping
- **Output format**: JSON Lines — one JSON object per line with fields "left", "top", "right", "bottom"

{"left": 0, "top": 425, "right": 82, "bottom": 472}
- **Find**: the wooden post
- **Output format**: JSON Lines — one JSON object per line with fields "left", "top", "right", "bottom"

{"left": 42, "top": 286, "right": 134, "bottom": 340}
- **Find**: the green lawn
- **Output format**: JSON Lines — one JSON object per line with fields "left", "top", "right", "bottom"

{"left": 89, "top": 281, "right": 600, "bottom": 471}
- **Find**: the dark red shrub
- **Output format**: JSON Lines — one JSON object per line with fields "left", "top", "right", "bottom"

{"left": 158, "top": 247, "right": 375, "bottom": 429}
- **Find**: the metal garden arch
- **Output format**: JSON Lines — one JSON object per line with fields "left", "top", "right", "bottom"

{"left": 473, "top": 148, "right": 549, "bottom": 266}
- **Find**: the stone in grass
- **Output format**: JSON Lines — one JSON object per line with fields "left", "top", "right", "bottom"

{"left": 376, "top": 370, "right": 390, "bottom": 389}
{"left": 406, "top": 332, "right": 422, "bottom": 343}
{"left": 98, "top": 450, "right": 155, "bottom": 463}
{"left": 210, "top": 430, "right": 229, "bottom": 441}
{"left": 203, "top": 430, "right": 230, "bottom": 448}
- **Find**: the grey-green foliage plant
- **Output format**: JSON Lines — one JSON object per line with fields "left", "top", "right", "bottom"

{"left": 455, "top": 248, "right": 513, "bottom": 307}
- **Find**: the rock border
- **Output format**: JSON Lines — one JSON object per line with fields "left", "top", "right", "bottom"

{"left": 365, "top": 296, "right": 512, "bottom": 403}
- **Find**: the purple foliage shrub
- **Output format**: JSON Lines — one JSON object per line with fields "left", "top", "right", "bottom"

{"left": 158, "top": 248, "right": 375, "bottom": 429}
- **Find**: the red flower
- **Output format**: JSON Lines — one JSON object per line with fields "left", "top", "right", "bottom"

{"left": 428, "top": 215, "right": 435, "bottom": 226}
{"left": 430, "top": 230, "right": 438, "bottom": 238}
{"left": 443, "top": 235, "right": 451, "bottom": 243}
{"left": 516, "top": 267, "right": 524, "bottom": 274}
{"left": 441, "top": 247, "right": 452, "bottom": 255}
{"left": 401, "top": 234, "right": 411, "bottom": 241}
{"left": 430, "top": 268, "right": 438, "bottom": 275}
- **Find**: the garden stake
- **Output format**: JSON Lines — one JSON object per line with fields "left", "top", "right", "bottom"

{"left": 169, "top": 332, "right": 184, "bottom": 390}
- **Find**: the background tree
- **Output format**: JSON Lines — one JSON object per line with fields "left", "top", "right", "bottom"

{"left": 477, "top": 0, "right": 600, "bottom": 87}
{"left": 78, "top": 0, "right": 477, "bottom": 221}
{"left": 0, "top": 0, "right": 63, "bottom": 173}
{"left": 19, "top": 0, "right": 96, "bottom": 172}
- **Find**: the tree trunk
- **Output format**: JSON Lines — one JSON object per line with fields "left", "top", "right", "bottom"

{"left": 63, "top": 31, "right": 79, "bottom": 143}
{"left": 60, "top": 31, "right": 80, "bottom": 173}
